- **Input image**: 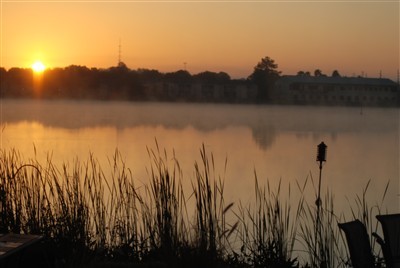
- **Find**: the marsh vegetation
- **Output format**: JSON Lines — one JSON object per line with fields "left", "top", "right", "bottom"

{"left": 0, "top": 144, "right": 389, "bottom": 267}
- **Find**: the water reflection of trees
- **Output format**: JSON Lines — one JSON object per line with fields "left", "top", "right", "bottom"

{"left": 1, "top": 100, "right": 398, "bottom": 151}
{"left": 251, "top": 124, "right": 276, "bottom": 150}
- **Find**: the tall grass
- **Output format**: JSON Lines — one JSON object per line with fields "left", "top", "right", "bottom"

{"left": 191, "top": 144, "right": 236, "bottom": 266}
{"left": 342, "top": 180, "right": 389, "bottom": 266}
{"left": 0, "top": 149, "right": 95, "bottom": 265}
{"left": 233, "top": 174, "right": 302, "bottom": 268}
{"left": 297, "top": 175, "right": 343, "bottom": 268}
{"left": 139, "top": 142, "right": 189, "bottom": 265}
{"left": 0, "top": 146, "right": 391, "bottom": 267}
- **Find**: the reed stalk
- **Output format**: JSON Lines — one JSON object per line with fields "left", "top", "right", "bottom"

{"left": 233, "top": 172, "right": 301, "bottom": 268}
{"left": 191, "top": 144, "right": 236, "bottom": 266}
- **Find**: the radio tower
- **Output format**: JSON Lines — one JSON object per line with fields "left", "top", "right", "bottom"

{"left": 118, "top": 39, "right": 122, "bottom": 67}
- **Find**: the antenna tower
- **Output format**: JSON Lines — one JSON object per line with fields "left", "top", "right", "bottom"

{"left": 118, "top": 39, "right": 122, "bottom": 67}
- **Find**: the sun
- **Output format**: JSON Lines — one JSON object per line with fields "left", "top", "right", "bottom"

{"left": 31, "top": 61, "right": 46, "bottom": 73}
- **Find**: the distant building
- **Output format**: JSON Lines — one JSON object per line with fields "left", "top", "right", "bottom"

{"left": 144, "top": 81, "right": 258, "bottom": 103}
{"left": 272, "top": 75, "right": 399, "bottom": 106}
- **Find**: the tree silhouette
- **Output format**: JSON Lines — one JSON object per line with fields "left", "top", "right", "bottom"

{"left": 248, "top": 56, "right": 281, "bottom": 102}
{"left": 0, "top": 65, "right": 262, "bottom": 103}
{"left": 314, "top": 69, "right": 323, "bottom": 77}
{"left": 331, "top": 70, "right": 341, "bottom": 77}
{"left": 0, "top": 68, "right": 7, "bottom": 97}
{"left": 5, "top": 68, "right": 33, "bottom": 97}
{"left": 193, "top": 71, "right": 230, "bottom": 84}
{"left": 297, "top": 71, "right": 311, "bottom": 77}
{"left": 164, "top": 70, "right": 192, "bottom": 84}
{"left": 137, "top": 69, "right": 163, "bottom": 83}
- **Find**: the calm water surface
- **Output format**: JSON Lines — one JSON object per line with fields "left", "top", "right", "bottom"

{"left": 1, "top": 99, "right": 399, "bottom": 215}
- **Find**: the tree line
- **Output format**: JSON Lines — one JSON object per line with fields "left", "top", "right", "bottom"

{"left": 0, "top": 64, "right": 245, "bottom": 101}
{"left": 0, "top": 56, "right": 342, "bottom": 103}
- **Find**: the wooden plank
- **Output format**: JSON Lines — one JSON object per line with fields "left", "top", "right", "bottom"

{"left": 0, "top": 234, "right": 43, "bottom": 260}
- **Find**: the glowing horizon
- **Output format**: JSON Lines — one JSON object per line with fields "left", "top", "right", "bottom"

{"left": 31, "top": 60, "right": 46, "bottom": 73}
{"left": 1, "top": 2, "right": 399, "bottom": 80}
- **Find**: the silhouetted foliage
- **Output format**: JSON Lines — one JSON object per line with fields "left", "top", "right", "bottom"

{"left": 297, "top": 71, "right": 311, "bottom": 77}
{"left": 3, "top": 68, "right": 33, "bottom": 97}
{"left": 137, "top": 69, "right": 164, "bottom": 83}
{"left": 164, "top": 70, "right": 192, "bottom": 84}
{"left": 0, "top": 63, "right": 259, "bottom": 103}
{"left": 193, "top": 71, "right": 231, "bottom": 84}
{"left": 0, "top": 67, "right": 7, "bottom": 97}
{"left": 314, "top": 69, "right": 326, "bottom": 77}
{"left": 0, "top": 65, "right": 153, "bottom": 101}
{"left": 314, "top": 69, "right": 321, "bottom": 77}
{"left": 248, "top": 56, "right": 281, "bottom": 102}
{"left": 331, "top": 70, "right": 341, "bottom": 77}
{"left": 117, "top": 61, "right": 128, "bottom": 69}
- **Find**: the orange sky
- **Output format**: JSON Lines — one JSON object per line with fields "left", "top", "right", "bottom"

{"left": 1, "top": 1, "right": 399, "bottom": 80}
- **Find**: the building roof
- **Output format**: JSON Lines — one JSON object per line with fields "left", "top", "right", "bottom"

{"left": 277, "top": 75, "right": 398, "bottom": 86}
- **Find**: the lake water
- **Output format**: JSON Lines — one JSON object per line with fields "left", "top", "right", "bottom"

{"left": 0, "top": 99, "right": 399, "bottom": 216}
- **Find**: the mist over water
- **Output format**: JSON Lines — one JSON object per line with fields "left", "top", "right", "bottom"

{"left": 1, "top": 99, "right": 399, "bottom": 214}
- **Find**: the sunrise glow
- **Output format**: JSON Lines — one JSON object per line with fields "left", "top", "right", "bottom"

{"left": 2, "top": 2, "right": 399, "bottom": 80}
{"left": 31, "top": 61, "right": 46, "bottom": 73}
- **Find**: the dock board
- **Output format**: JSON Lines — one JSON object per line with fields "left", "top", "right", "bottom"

{"left": 0, "top": 234, "right": 42, "bottom": 260}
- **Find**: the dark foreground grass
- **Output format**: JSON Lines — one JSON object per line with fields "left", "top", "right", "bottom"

{"left": 0, "top": 145, "right": 390, "bottom": 268}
